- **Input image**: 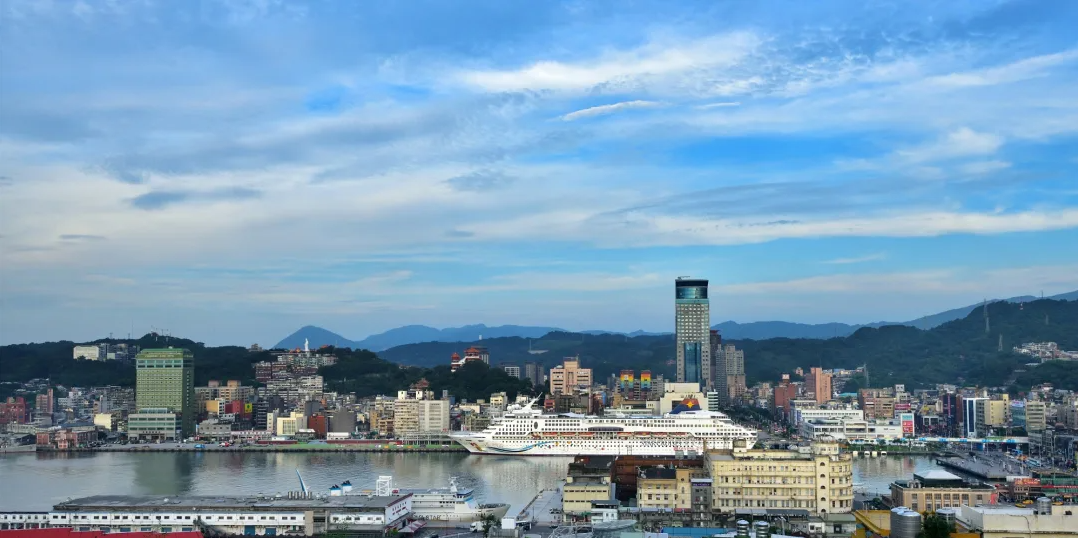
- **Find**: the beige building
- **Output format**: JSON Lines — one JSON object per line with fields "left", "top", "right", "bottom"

{"left": 958, "top": 504, "right": 1078, "bottom": 538}
{"left": 562, "top": 477, "right": 612, "bottom": 521}
{"left": 275, "top": 411, "right": 306, "bottom": 437}
{"left": 637, "top": 467, "right": 711, "bottom": 511}
{"left": 1025, "top": 401, "right": 1047, "bottom": 432}
{"left": 976, "top": 397, "right": 1009, "bottom": 437}
{"left": 638, "top": 468, "right": 677, "bottom": 509}
{"left": 890, "top": 470, "right": 995, "bottom": 512}
{"left": 392, "top": 399, "right": 449, "bottom": 436}
{"left": 707, "top": 440, "right": 854, "bottom": 515}
{"left": 549, "top": 357, "right": 592, "bottom": 395}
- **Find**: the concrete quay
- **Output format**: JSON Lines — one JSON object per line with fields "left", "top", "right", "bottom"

{"left": 33, "top": 441, "right": 468, "bottom": 454}
{"left": 936, "top": 454, "right": 1031, "bottom": 481}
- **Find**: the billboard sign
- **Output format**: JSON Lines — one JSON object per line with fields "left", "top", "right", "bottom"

{"left": 900, "top": 412, "right": 915, "bottom": 436}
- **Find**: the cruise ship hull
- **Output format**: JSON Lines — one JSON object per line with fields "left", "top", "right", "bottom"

{"left": 451, "top": 432, "right": 752, "bottom": 456}
{"left": 451, "top": 397, "right": 757, "bottom": 457}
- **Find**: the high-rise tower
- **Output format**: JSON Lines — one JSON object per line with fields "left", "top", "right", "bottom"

{"left": 135, "top": 348, "right": 195, "bottom": 437}
{"left": 675, "top": 277, "right": 711, "bottom": 387}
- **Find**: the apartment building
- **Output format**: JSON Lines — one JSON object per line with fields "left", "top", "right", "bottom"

{"left": 549, "top": 357, "right": 593, "bottom": 395}
{"left": 392, "top": 397, "right": 449, "bottom": 436}
{"left": 707, "top": 440, "right": 854, "bottom": 515}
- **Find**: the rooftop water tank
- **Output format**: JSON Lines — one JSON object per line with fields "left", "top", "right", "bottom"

{"left": 735, "top": 519, "right": 751, "bottom": 538}
{"left": 1035, "top": 497, "right": 1052, "bottom": 514}
{"left": 753, "top": 520, "right": 771, "bottom": 538}
{"left": 890, "top": 508, "right": 922, "bottom": 538}
{"left": 935, "top": 508, "right": 957, "bottom": 526}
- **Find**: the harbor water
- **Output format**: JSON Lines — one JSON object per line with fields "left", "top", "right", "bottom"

{"left": 0, "top": 452, "right": 945, "bottom": 512}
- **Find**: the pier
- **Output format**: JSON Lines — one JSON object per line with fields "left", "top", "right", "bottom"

{"left": 35, "top": 443, "right": 468, "bottom": 454}
{"left": 936, "top": 454, "right": 1031, "bottom": 481}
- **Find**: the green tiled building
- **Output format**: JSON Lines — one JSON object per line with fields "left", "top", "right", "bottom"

{"left": 135, "top": 348, "right": 195, "bottom": 437}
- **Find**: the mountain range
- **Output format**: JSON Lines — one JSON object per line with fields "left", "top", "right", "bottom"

{"left": 274, "top": 290, "right": 1078, "bottom": 351}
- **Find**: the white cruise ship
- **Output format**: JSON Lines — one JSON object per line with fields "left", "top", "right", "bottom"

{"left": 450, "top": 396, "right": 756, "bottom": 456}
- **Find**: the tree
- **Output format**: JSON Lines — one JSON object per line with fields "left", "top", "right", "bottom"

{"left": 922, "top": 514, "right": 953, "bottom": 538}
{"left": 480, "top": 513, "right": 498, "bottom": 536}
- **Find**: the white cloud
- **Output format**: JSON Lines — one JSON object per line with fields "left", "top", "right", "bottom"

{"left": 959, "top": 160, "right": 1012, "bottom": 175}
{"left": 561, "top": 100, "right": 662, "bottom": 121}
{"left": 822, "top": 253, "right": 888, "bottom": 265}
{"left": 695, "top": 101, "right": 741, "bottom": 109}
{"left": 471, "top": 207, "right": 1078, "bottom": 248}
{"left": 895, "top": 127, "right": 1003, "bottom": 163}
{"left": 714, "top": 264, "right": 1078, "bottom": 297}
{"left": 924, "top": 49, "right": 1078, "bottom": 89}
{"left": 457, "top": 32, "right": 760, "bottom": 92}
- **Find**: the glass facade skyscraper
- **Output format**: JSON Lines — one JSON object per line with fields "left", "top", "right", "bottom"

{"left": 675, "top": 277, "right": 711, "bottom": 387}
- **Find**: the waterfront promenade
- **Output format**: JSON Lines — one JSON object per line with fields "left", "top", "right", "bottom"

{"left": 34, "top": 441, "right": 468, "bottom": 454}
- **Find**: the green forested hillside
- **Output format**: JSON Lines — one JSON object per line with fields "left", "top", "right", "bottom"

{"left": 2, "top": 299, "right": 1076, "bottom": 394}
{"left": 0, "top": 337, "right": 529, "bottom": 401}
{"left": 379, "top": 299, "right": 1078, "bottom": 390}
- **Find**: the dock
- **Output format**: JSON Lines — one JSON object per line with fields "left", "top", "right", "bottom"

{"left": 36, "top": 443, "right": 467, "bottom": 454}
{"left": 516, "top": 485, "right": 563, "bottom": 527}
{"left": 936, "top": 455, "right": 1031, "bottom": 481}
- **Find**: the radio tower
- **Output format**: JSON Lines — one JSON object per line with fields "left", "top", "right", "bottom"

{"left": 998, "top": 334, "right": 1003, "bottom": 352}
{"left": 983, "top": 299, "right": 990, "bottom": 334}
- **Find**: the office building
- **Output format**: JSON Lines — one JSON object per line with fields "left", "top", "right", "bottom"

{"left": 675, "top": 277, "right": 711, "bottom": 387}
{"left": 502, "top": 365, "right": 521, "bottom": 379}
{"left": 799, "top": 418, "right": 904, "bottom": 441}
{"left": 975, "top": 397, "right": 1009, "bottom": 438}
{"left": 135, "top": 348, "right": 196, "bottom": 437}
{"left": 715, "top": 344, "right": 746, "bottom": 404}
{"left": 127, "top": 408, "right": 180, "bottom": 441}
{"left": 1025, "top": 401, "right": 1047, "bottom": 432}
{"left": 524, "top": 362, "right": 541, "bottom": 387}
{"left": 794, "top": 408, "right": 864, "bottom": 425}
{"left": 890, "top": 470, "right": 996, "bottom": 511}
{"left": 35, "top": 389, "right": 54, "bottom": 415}
{"left": 806, "top": 367, "right": 833, "bottom": 404}
{"left": 549, "top": 357, "right": 592, "bottom": 395}
{"left": 707, "top": 440, "right": 854, "bottom": 515}
{"left": 963, "top": 397, "right": 986, "bottom": 438}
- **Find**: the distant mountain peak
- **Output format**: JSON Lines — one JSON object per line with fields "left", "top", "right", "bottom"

{"left": 273, "top": 289, "right": 1076, "bottom": 349}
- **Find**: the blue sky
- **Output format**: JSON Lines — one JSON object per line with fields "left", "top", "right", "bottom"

{"left": 2, "top": 0, "right": 1077, "bottom": 346}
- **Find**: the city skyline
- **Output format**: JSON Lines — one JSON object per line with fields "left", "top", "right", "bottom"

{"left": 3, "top": 1, "right": 1078, "bottom": 346}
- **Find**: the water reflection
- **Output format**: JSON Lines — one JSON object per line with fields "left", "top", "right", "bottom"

{"left": 0, "top": 452, "right": 944, "bottom": 513}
